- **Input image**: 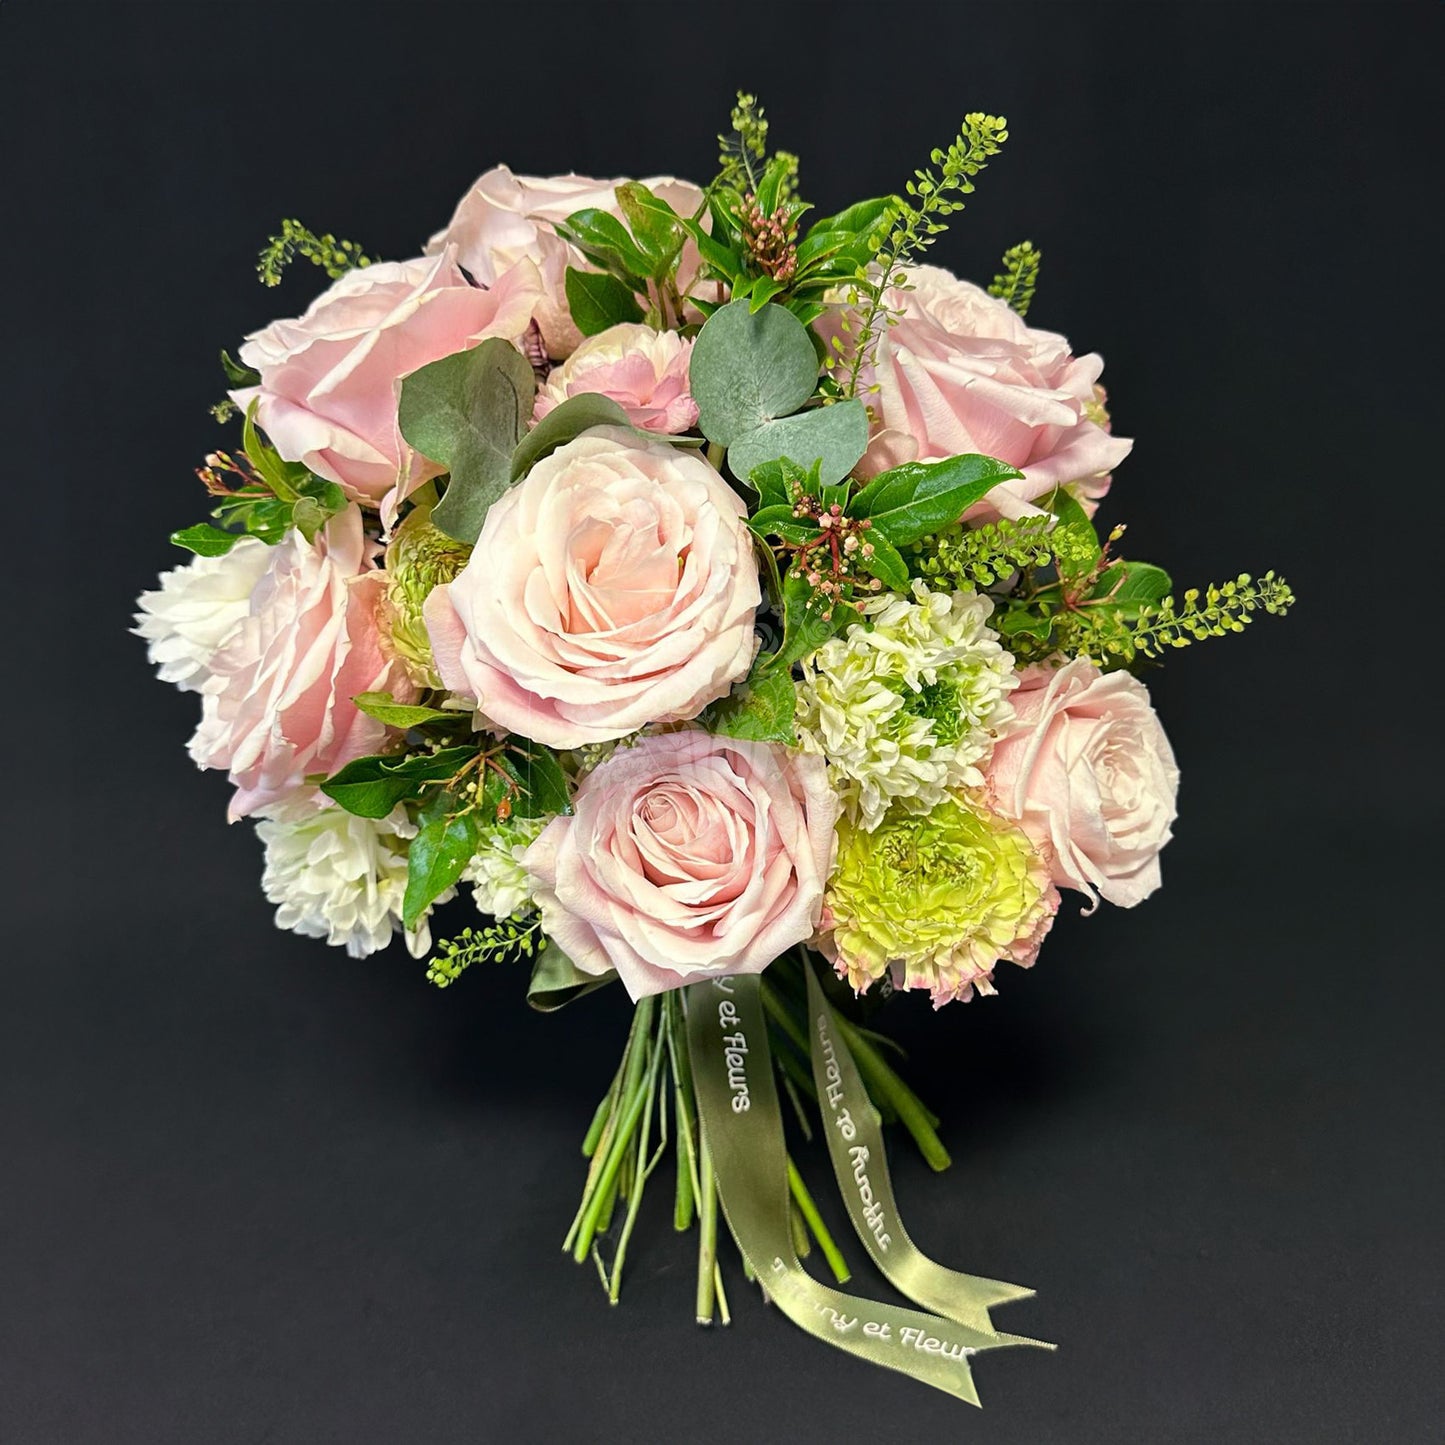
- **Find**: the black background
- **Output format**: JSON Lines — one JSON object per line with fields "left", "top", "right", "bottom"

{"left": 4, "top": 3, "right": 1442, "bottom": 1441}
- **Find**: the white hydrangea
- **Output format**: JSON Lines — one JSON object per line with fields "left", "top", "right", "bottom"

{"left": 133, "top": 537, "right": 271, "bottom": 692}
{"left": 254, "top": 793, "right": 453, "bottom": 959}
{"left": 795, "top": 582, "right": 1017, "bottom": 832}
{"left": 463, "top": 815, "right": 547, "bottom": 918}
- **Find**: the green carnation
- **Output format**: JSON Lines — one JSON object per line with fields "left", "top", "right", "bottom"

{"left": 384, "top": 490, "right": 472, "bottom": 687}
{"left": 826, "top": 795, "right": 1057, "bottom": 1007}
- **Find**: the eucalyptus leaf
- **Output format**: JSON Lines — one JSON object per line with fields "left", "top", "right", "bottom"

{"left": 510, "top": 392, "right": 633, "bottom": 480}
{"left": 726, "top": 401, "right": 868, "bottom": 491}
{"left": 847, "top": 454, "right": 1023, "bottom": 546}
{"left": 352, "top": 693, "right": 464, "bottom": 729}
{"left": 689, "top": 298, "right": 819, "bottom": 446}
{"left": 398, "top": 339, "right": 535, "bottom": 544}
{"left": 565, "top": 267, "right": 644, "bottom": 336}
{"left": 403, "top": 792, "right": 481, "bottom": 930}
{"left": 319, "top": 746, "right": 478, "bottom": 818}
{"left": 527, "top": 940, "right": 616, "bottom": 1013}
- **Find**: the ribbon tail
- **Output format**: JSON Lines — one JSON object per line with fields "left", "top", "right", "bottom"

{"left": 803, "top": 963, "right": 1052, "bottom": 1345}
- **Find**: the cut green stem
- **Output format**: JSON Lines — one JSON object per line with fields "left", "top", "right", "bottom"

{"left": 787, "top": 1156, "right": 850, "bottom": 1284}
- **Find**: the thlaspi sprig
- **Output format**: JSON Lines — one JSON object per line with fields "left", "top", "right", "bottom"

{"left": 838, "top": 114, "right": 1010, "bottom": 398}
{"left": 257, "top": 219, "right": 375, "bottom": 288}
{"left": 427, "top": 916, "right": 547, "bottom": 988}
{"left": 987, "top": 240, "right": 1042, "bottom": 318}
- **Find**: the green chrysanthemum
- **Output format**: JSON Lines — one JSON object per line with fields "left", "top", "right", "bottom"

{"left": 826, "top": 795, "right": 1057, "bottom": 1007}
{"left": 384, "top": 491, "right": 472, "bottom": 687}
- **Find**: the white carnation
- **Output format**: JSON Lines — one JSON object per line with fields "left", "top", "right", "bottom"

{"left": 795, "top": 582, "right": 1017, "bottom": 831}
{"left": 463, "top": 816, "right": 546, "bottom": 918}
{"left": 133, "top": 537, "right": 271, "bottom": 692}
{"left": 254, "top": 793, "right": 453, "bottom": 959}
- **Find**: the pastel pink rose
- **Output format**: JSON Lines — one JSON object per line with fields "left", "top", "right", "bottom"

{"left": 424, "top": 427, "right": 760, "bottom": 749}
{"left": 232, "top": 247, "right": 541, "bottom": 503}
{"left": 984, "top": 658, "right": 1179, "bottom": 909}
{"left": 854, "top": 265, "right": 1132, "bottom": 521}
{"left": 189, "top": 507, "right": 418, "bottom": 820}
{"left": 534, "top": 323, "right": 698, "bottom": 434}
{"left": 525, "top": 732, "right": 839, "bottom": 1000}
{"left": 426, "top": 166, "right": 704, "bottom": 359}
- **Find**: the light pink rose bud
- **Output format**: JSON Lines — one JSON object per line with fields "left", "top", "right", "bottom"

{"left": 525, "top": 731, "right": 839, "bottom": 999}
{"left": 984, "top": 658, "right": 1179, "bottom": 908}
{"left": 189, "top": 507, "right": 419, "bottom": 819}
{"left": 426, "top": 166, "right": 704, "bottom": 358}
{"left": 850, "top": 265, "right": 1132, "bottom": 521}
{"left": 424, "top": 427, "right": 760, "bottom": 748}
{"left": 534, "top": 323, "right": 698, "bottom": 434}
{"left": 232, "top": 248, "right": 541, "bottom": 503}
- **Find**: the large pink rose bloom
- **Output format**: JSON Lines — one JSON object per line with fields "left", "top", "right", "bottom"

{"left": 232, "top": 247, "right": 541, "bottom": 503}
{"left": 526, "top": 732, "right": 839, "bottom": 1000}
{"left": 534, "top": 323, "right": 697, "bottom": 434}
{"left": 426, "top": 166, "right": 704, "bottom": 359}
{"left": 424, "top": 426, "right": 760, "bottom": 749}
{"left": 984, "top": 658, "right": 1179, "bottom": 909}
{"left": 856, "top": 265, "right": 1132, "bottom": 520}
{"left": 189, "top": 508, "right": 418, "bottom": 820}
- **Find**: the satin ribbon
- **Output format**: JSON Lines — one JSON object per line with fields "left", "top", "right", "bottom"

{"left": 803, "top": 963, "right": 1047, "bottom": 1340}
{"left": 686, "top": 974, "right": 1038, "bottom": 1404}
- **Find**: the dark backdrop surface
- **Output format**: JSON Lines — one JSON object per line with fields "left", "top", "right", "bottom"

{"left": 4, "top": 3, "right": 1441, "bottom": 1441}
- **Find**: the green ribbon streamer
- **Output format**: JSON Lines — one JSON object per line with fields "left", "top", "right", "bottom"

{"left": 803, "top": 964, "right": 1049, "bottom": 1341}
{"left": 686, "top": 975, "right": 1035, "bottom": 1405}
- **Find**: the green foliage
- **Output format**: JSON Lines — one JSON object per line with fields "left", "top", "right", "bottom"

{"left": 564, "top": 266, "right": 644, "bottom": 335}
{"left": 496, "top": 738, "right": 573, "bottom": 818}
{"left": 171, "top": 405, "right": 348, "bottom": 555}
{"left": 833, "top": 114, "right": 1011, "bottom": 397}
{"left": 846, "top": 455, "right": 1024, "bottom": 546}
{"left": 987, "top": 241, "right": 1042, "bottom": 318}
{"left": 319, "top": 746, "right": 480, "bottom": 818}
{"left": 556, "top": 182, "right": 692, "bottom": 330}
{"left": 526, "top": 936, "right": 616, "bottom": 1011}
{"left": 404, "top": 787, "right": 483, "bottom": 929}
{"left": 257, "top": 219, "right": 374, "bottom": 288}
{"left": 397, "top": 339, "right": 536, "bottom": 544}
{"left": 716, "top": 92, "right": 771, "bottom": 193}
{"left": 351, "top": 693, "right": 464, "bottom": 730}
{"left": 701, "top": 667, "right": 798, "bottom": 744}
{"left": 428, "top": 915, "right": 547, "bottom": 989}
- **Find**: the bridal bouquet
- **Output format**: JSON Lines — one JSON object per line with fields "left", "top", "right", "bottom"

{"left": 136, "top": 97, "right": 1292, "bottom": 1404}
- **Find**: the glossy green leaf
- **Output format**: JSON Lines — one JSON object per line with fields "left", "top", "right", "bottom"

{"left": 498, "top": 738, "right": 573, "bottom": 818}
{"left": 319, "top": 746, "right": 478, "bottom": 818}
{"left": 565, "top": 266, "right": 644, "bottom": 336}
{"left": 170, "top": 523, "right": 240, "bottom": 556}
{"left": 1093, "top": 560, "right": 1172, "bottom": 606}
{"left": 858, "top": 532, "right": 910, "bottom": 591}
{"left": 701, "top": 667, "right": 798, "bottom": 744}
{"left": 614, "top": 182, "right": 683, "bottom": 269}
{"left": 1049, "top": 489, "right": 1102, "bottom": 562}
{"left": 242, "top": 399, "right": 300, "bottom": 502}
{"left": 220, "top": 349, "right": 260, "bottom": 387}
{"left": 352, "top": 693, "right": 464, "bottom": 729}
{"left": 398, "top": 339, "right": 535, "bottom": 544}
{"left": 756, "top": 574, "right": 859, "bottom": 676}
{"left": 403, "top": 792, "right": 481, "bottom": 930}
{"left": 555, "top": 208, "right": 652, "bottom": 282}
{"left": 847, "top": 454, "right": 1023, "bottom": 546}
